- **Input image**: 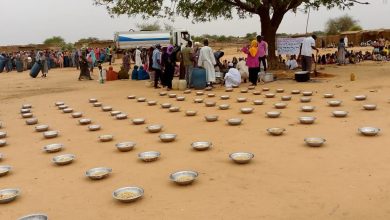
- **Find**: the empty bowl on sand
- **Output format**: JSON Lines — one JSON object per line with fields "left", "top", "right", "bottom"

{"left": 86, "top": 167, "right": 112, "bottom": 180}
{"left": 88, "top": 124, "right": 101, "bottom": 131}
{"left": 147, "top": 100, "right": 157, "bottom": 106}
{"left": 194, "top": 98, "right": 204, "bottom": 103}
{"left": 58, "top": 105, "right": 68, "bottom": 110}
{"left": 159, "top": 134, "right": 177, "bottom": 142}
{"left": 302, "top": 91, "right": 313, "bottom": 96}
{"left": 116, "top": 114, "right": 128, "bottom": 120}
{"left": 229, "top": 152, "right": 254, "bottom": 164}
{"left": 169, "top": 106, "right": 180, "bottom": 112}
{"left": 79, "top": 118, "right": 92, "bottom": 125}
{"left": 127, "top": 95, "right": 136, "bottom": 99}
{"left": 0, "top": 165, "right": 11, "bottom": 177}
{"left": 241, "top": 107, "right": 254, "bottom": 114}
{"left": 225, "top": 88, "right": 233, "bottom": 92}
{"left": 262, "top": 88, "right": 270, "bottom": 91}
{"left": 205, "top": 101, "right": 216, "bottom": 107}
{"left": 204, "top": 86, "right": 213, "bottom": 91}
{"left": 0, "top": 140, "right": 6, "bottom": 147}
{"left": 89, "top": 98, "right": 98, "bottom": 103}
{"left": 22, "top": 113, "right": 33, "bottom": 118}
{"left": 63, "top": 108, "right": 73, "bottom": 113}
{"left": 52, "top": 154, "right": 75, "bottom": 166}
{"left": 184, "top": 89, "right": 192, "bottom": 94}
{"left": 304, "top": 137, "right": 326, "bottom": 147}
{"left": 196, "top": 91, "right": 204, "bottom": 96}
{"left": 323, "top": 93, "right": 334, "bottom": 98}
{"left": 237, "top": 97, "right": 247, "bottom": 103}
{"left": 205, "top": 115, "right": 218, "bottom": 122}
{"left": 267, "top": 128, "right": 286, "bottom": 136}
{"left": 328, "top": 100, "right": 342, "bottom": 107}
{"left": 43, "top": 143, "right": 63, "bottom": 153}
{"left": 301, "top": 105, "right": 316, "bottom": 112}
{"left": 0, "top": 131, "right": 7, "bottom": 139}
{"left": 102, "top": 106, "right": 112, "bottom": 112}
{"left": 17, "top": 213, "right": 48, "bottom": 220}
{"left": 146, "top": 125, "right": 163, "bottom": 133}
{"left": 281, "top": 96, "right": 292, "bottom": 101}
{"left": 220, "top": 95, "right": 230, "bottom": 100}
{"left": 219, "top": 104, "right": 230, "bottom": 110}
{"left": 168, "top": 93, "right": 177, "bottom": 98}
{"left": 358, "top": 127, "right": 380, "bottom": 136}
{"left": 227, "top": 118, "right": 243, "bottom": 126}
{"left": 159, "top": 92, "right": 167, "bottom": 96}
{"left": 207, "top": 93, "right": 216, "bottom": 97}
{"left": 161, "top": 103, "right": 172, "bottom": 108}
{"left": 116, "top": 142, "right": 136, "bottom": 152}
{"left": 266, "top": 111, "right": 281, "bottom": 118}
{"left": 300, "top": 97, "right": 311, "bottom": 103}
{"left": 93, "top": 102, "right": 102, "bottom": 107}
{"left": 72, "top": 112, "right": 83, "bottom": 118}
{"left": 241, "top": 89, "right": 248, "bottom": 93}
{"left": 43, "top": 131, "right": 59, "bottom": 139}
{"left": 99, "top": 135, "right": 113, "bottom": 142}
{"left": 291, "top": 90, "right": 301, "bottom": 94}
{"left": 276, "top": 88, "right": 285, "bottom": 93}
{"left": 35, "top": 125, "right": 49, "bottom": 132}
{"left": 363, "top": 104, "right": 377, "bottom": 110}
{"left": 170, "top": 171, "right": 198, "bottom": 185}
{"left": 20, "top": 109, "right": 30, "bottom": 114}
{"left": 299, "top": 116, "right": 316, "bottom": 124}
{"left": 55, "top": 101, "right": 65, "bottom": 106}
{"left": 137, "top": 97, "right": 146, "bottom": 102}
{"left": 132, "top": 118, "right": 146, "bottom": 125}
{"left": 253, "top": 100, "right": 264, "bottom": 105}
{"left": 138, "top": 151, "right": 161, "bottom": 162}
{"left": 22, "top": 104, "right": 32, "bottom": 109}
{"left": 176, "top": 96, "right": 185, "bottom": 101}
{"left": 0, "top": 188, "right": 20, "bottom": 204}
{"left": 265, "top": 93, "right": 275, "bottom": 98}
{"left": 185, "top": 110, "right": 197, "bottom": 116}
{"left": 113, "top": 186, "right": 144, "bottom": 203}
{"left": 274, "top": 102, "right": 287, "bottom": 109}
{"left": 110, "top": 111, "right": 121, "bottom": 116}
{"left": 355, "top": 95, "right": 367, "bottom": 101}
{"left": 191, "top": 142, "right": 212, "bottom": 151}
{"left": 252, "top": 91, "right": 261, "bottom": 95}
{"left": 248, "top": 85, "right": 256, "bottom": 90}
{"left": 332, "top": 110, "right": 348, "bottom": 117}
{"left": 26, "top": 118, "right": 38, "bottom": 125}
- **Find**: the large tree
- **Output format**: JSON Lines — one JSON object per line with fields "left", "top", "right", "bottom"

{"left": 94, "top": 0, "right": 370, "bottom": 68}
{"left": 325, "top": 14, "right": 362, "bottom": 35}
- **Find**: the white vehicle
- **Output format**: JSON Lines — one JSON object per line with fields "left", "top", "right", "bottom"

{"left": 114, "top": 29, "right": 191, "bottom": 51}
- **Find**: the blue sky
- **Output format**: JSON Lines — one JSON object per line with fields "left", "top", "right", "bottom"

{"left": 0, "top": 0, "right": 389, "bottom": 45}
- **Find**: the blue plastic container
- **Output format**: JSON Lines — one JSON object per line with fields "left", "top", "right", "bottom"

{"left": 191, "top": 68, "right": 207, "bottom": 89}
{"left": 30, "top": 62, "right": 41, "bottom": 78}
{"left": 16, "top": 60, "right": 23, "bottom": 72}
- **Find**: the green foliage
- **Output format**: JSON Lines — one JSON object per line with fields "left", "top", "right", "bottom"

{"left": 43, "top": 36, "right": 66, "bottom": 46}
{"left": 325, "top": 14, "right": 362, "bottom": 35}
{"left": 62, "top": 43, "right": 75, "bottom": 51}
{"left": 76, "top": 37, "right": 99, "bottom": 44}
{"left": 136, "top": 21, "right": 161, "bottom": 31}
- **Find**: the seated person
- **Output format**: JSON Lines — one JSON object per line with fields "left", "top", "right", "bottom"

{"left": 224, "top": 63, "right": 241, "bottom": 88}
{"left": 285, "top": 55, "right": 298, "bottom": 70}
{"left": 236, "top": 57, "right": 249, "bottom": 83}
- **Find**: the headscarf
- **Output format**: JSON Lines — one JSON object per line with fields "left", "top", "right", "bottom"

{"left": 249, "top": 40, "right": 258, "bottom": 57}
{"left": 167, "top": 45, "right": 174, "bottom": 55}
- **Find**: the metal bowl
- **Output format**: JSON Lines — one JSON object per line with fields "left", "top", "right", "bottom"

{"left": 252, "top": 91, "right": 262, "bottom": 96}
{"left": 204, "top": 86, "right": 213, "bottom": 91}
{"left": 323, "top": 93, "right": 334, "bottom": 98}
{"left": 43, "top": 131, "right": 59, "bottom": 139}
{"left": 170, "top": 171, "right": 198, "bottom": 185}
{"left": 138, "top": 151, "right": 161, "bottom": 162}
{"left": 196, "top": 91, "right": 204, "bottom": 96}
{"left": 262, "top": 88, "right": 270, "bottom": 91}
{"left": 332, "top": 110, "right": 348, "bottom": 117}
{"left": 52, "top": 154, "right": 75, "bottom": 165}
{"left": 18, "top": 213, "right": 48, "bottom": 220}
{"left": 248, "top": 85, "right": 256, "bottom": 90}
{"left": 147, "top": 100, "right": 157, "bottom": 106}
{"left": 132, "top": 118, "right": 146, "bottom": 125}
{"left": 265, "top": 93, "right": 275, "bottom": 98}
{"left": 113, "top": 186, "right": 144, "bottom": 203}
{"left": 72, "top": 112, "right": 83, "bottom": 118}
{"left": 291, "top": 90, "right": 301, "bottom": 94}
{"left": 219, "top": 104, "right": 230, "bottom": 110}
{"left": 253, "top": 100, "right": 264, "bottom": 105}
{"left": 89, "top": 98, "right": 98, "bottom": 103}
{"left": 205, "top": 115, "right": 218, "bottom": 122}
{"left": 225, "top": 88, "right": 233, "bottom": 92}
{"left": 328, "top": 100, "right": 342, "bottom": 107}
{"left": 63, "top": 108, "right": 73, "bottom": 113}
{"left": 358, "top": 127, "right": 380, "bottom": 136}
{"left": 220, "top": 95, "right": 230, "bottom": 100}
{"left": 266, "top": 111, "right": 281, "bottom": 118}
{"left": 168, "top": 93, "right": 177, "bottom": 98}
{"left": 43, "top": 143, "right": 63, "bottom": 153}
{"left": 55, "top": 101, "right": 65, "bottom": 106}
{"left": 0, "top": 131, "right": 7, "bottom": 139}
{"left": 35, "top": 125, "right": 49, "bottom": 132}
{"left": 205, "top": 101, "right": 216, "bottom": 107}
{"left": 0, "top": 188, "right": 20, "bottom": 204}
{"left": 0, "top": 165, "right": 11, "bottom": 177}
{"left": 159, "top": 91, "right": 167, "bottom": 96}
{"left": 20, "top": 109, "right": 31, "bottom": 114}
{"left": 159, "top": 134, "right": 177, "bottom": 142}
{"left": 241, "top": 89, "right": 248, "bottom": 93}
{"left": 240, "top": 107, "right": 254, "bottom": 114}
{"left": 302, "top": 91, "right": 313, "bottom": 96}
{"left": 116, "top": 114, "right": 128, "bottom": 120}
{"left": 185, "top": 110, "right": 197, "bottom": 116}
{"left": 194, "top": 98, "right": 204, "bottom": 103}
{"left": 300, "top": 97, "right": 311, "bottom": 103}
{"left": 299, "top": 116, "right": 316, "bottom": 124}
{"left": 229, "top": 152, "right": 254, "bottom": 164}
{"left": 88, "top": 124, "right": 101, "bottom": 131}
{"left": 176, "top": 96, "right": 185, "bottom": 101}
{"left": 276, "top": 88, "right": 285, "bottom": 93}
{"left": 0, "top": 140, "right": 6, "bottom": 147}
{"left": 227, "top": 118, "right": 243, "bottom": 126}
{"left": 169, "top": 106, "right": 180, "bottom": 112}
{"left": 207, "top": 93, "right": 216, "bottom": 97}
{"left": 22, "top": 113, "right": 33, "bottom": 118}
{"left": 58, "top": 104, "right": 68, "bottom": 110}
{"left": 127, "top": 95, "right": 136, "bottom": 99}
{"left": 355, "top": 95, "right": 367, "bottom": 101}
{"left": 274, "top": 102, "right": 287, "bottom": 109}
{"left": 79, "top": 118, "right": 92, "bottom": 125}
{"left": 301, "top": 106, "right": 316, "bottom": 112}
{"left": 146, "top": 125, "right": 163, "bottom": 133}
{"left": 137, "top": 97, "right": 146, "bottom": 102}
{"left": 22, "top": 104, "right": 32, "bottom": 109}
{"left": 281, "top": 96, "right": 292, "bottom": 101}
{"left": 86, "top": 167, "right": 112, "bottom": 180}
{"left": 102, "top": 106, "right": 112, "bottom": 112}
{"left": 93, "top": 102, "right": 102, "bottom": 107}
{"left": 363, "top": 104, "right": 377, "bottom": 110}
{"left": 267, "top": 128, "right": 286, "bottom": 136}
{"left": 116, "top": 142, "right": 136, "bottom": 152}
{"left": 26, "top": 118, "right": 38, "bottom": 125}
{"left": 99, "top": 135, "right": 113, "bottom": 142}
{"left": 184, "top": 89, "right": 192, "bottom": 94}
{"left": 304, "top": 137, "right": 326, "bottom": 147}
{"left": 110, "top": 111, "right": 121, "bottom": 116}
{"left": 191, "top": 142, "right": 212, "bottom": 151}
{"left": 237, "top": 97, "right": 247, "bottom": 103}
{"left": 161, "top": 103, "right": 172, "bottom": 108}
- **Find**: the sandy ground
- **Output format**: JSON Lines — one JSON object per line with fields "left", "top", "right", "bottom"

{"left": 1, "top": 59, "right": 390, "bottom": 220}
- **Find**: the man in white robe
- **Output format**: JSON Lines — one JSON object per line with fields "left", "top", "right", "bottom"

{"left": 135, "top": 47, "right": 142, "bottom": 68}
{"left": 198, "top": 39, "right": 216, "bottom": 86}
{"left": 224, "top": 63, "right": 241, "bottom": 88}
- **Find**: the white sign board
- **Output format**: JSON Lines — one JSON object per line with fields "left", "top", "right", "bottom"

{"left": 276, "top": 38, "right": 305, "bottom": 55}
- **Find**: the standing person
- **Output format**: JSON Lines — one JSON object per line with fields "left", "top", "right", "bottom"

{"left": 378, "top": 34, "right": 386, "bottom": 53}
{"left": 135, "top": 46, "right": 142, "bottom": 68}
{"left": 299, "top": 35, "right": 319, "bottom": 73}
{"left": 257, "top": 35, "right": 268, "bottom": 73}
{"left": 89, "top": 49, "right": 96, "bottom": 73}
{"left": 74, "top": 50, "right": 80, "bottom": 70}
{"left": 57, "top": 51, "right": 64, "bottom": 68}
{"left": 242, "top": 40, "right": 260, "bottom": 86}
{"left": 95, "top": 48, "right": 100, "bottom": 62}
{"left": 162, "top": 45, "right": 175, "bottom": 90}
{"left": 122, "top": 50, "right": 131, "bottom": 73}
{"left": 337, "top": 38, "right": 346, "bottom": 65}
{"left": 106, "top": 46, "right": 112, "bottom": 65}
{"left": 152, "top": 44, "right": 162, "bottom": 89}
{"left": 181, "top": 41, "right": 194, "bottom": 88}
{"left": 344, "top": 36, "right": 349, "bottom": 48}
{"left": 78, "top": 51, "right": 93, "bottom": 80}
{"left": 198, "top": 39, "right": 217, "bottom": 87}
{"left": 37, "top": 51, "right": 48, "bottom": 77}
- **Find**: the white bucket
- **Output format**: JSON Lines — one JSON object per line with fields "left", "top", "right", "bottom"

{"left": 263, "top": 73, "right": 274, "bottom": 82}
{"left": 172, "top": 79, "right": 179, "bottom": 90}
{"left": 178, "top": 80, "right": 187, "bottom": 91}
